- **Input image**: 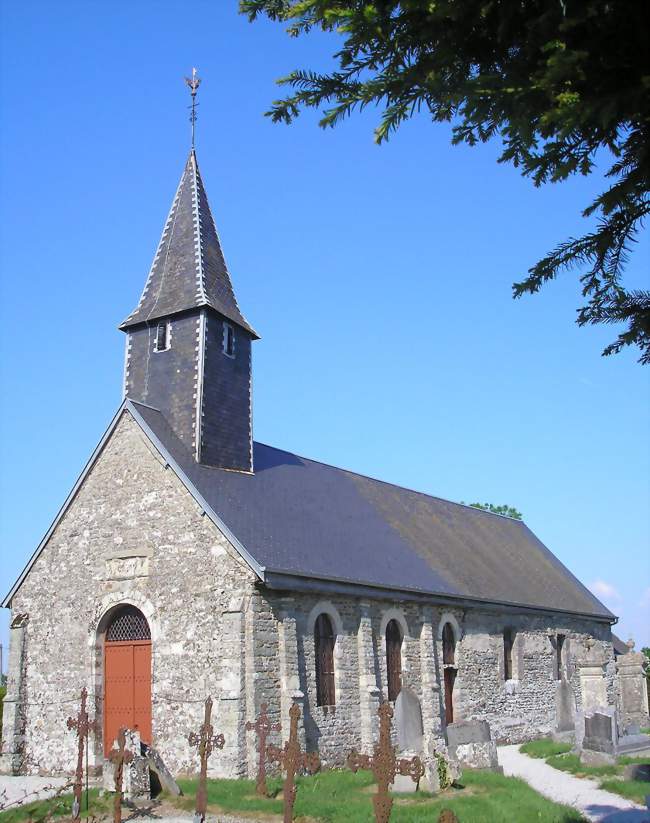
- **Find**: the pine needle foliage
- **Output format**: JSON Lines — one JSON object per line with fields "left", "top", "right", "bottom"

{"left": 241, "top": 0, "right": 650, "bottom": 363}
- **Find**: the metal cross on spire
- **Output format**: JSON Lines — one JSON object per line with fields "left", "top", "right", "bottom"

{"left": 184, "top": 67, "right": 201, "bottom": 149}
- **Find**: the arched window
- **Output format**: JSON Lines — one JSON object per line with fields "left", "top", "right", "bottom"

{"left": 386, "top": 619, "right": 403, "bottom": 702}
{"left": 442, "top": 622, "right": 456, "bottom": 665}
{"left": 441, "top": 622, "right": 457, "bottom": 725}
{"left": 314, "top": 613, "right": 335, "bottom": 707}
{"left": 106, "top": 605, "right": 151, "bottom": 642}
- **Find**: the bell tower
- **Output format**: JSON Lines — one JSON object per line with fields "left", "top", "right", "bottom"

{"left": 120, "top": 76, "right": 259, "bottom": 471}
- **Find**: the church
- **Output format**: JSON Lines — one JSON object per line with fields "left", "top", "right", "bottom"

{"left": 1, "top": 116, "right": 628, "bottom": 781}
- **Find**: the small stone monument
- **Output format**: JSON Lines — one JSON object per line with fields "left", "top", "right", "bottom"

{"left": 103, "top": 729, "right": 150, "bottom": 801}
{"left": 616, "top": 639, "right": 650, "bottom": 730}
{"left": 446, "top": 720, "right": 499, "bottom": 771}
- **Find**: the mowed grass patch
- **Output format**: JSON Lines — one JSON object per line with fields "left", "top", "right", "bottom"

{"left": 174, "top": 768, "right": 586, "bottom": 822}
{"left": 520, "top": 739, "right": 572, "bottom": 759}
{"left": 0, "top": 789, "right": 111, "bottom": 823}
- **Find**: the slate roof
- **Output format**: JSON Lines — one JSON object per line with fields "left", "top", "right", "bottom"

{"left": 120, "top": 151, "right": 258, "bottom": 337}
{"left": 130, "top": 401, "right": 613, "bottom": 620}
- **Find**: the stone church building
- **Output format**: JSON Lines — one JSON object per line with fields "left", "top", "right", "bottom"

{"left": 0, "top": 141, "right": 638, "bottom": 780}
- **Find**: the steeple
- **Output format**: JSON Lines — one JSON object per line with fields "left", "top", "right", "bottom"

{"left": 121, "top": 86, "right": 258, "bottom": 472}
{"left": 119, "top": 150, "right": 257, "bottom": 338}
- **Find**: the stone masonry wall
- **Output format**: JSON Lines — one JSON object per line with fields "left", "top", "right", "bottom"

{"left": 254, "top": 591, "right": 616, "bottom": 764}
{"left": 1, "top": 411, "right": 257, "bottom": 777}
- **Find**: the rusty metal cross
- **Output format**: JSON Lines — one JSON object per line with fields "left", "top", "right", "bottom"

{"left": 245, "top": 702, "right": 281, "bottom": 797}
{"left": 66, "top": 687, "right": 99, "bottom": 820}
{"left": 266, "top": 703, "right": 320, "bottom": 823}
{"left": 108, "top": 728, "right": 134, "bottom": 823}
{"left": 347, "top": 702, "right": 425, "bottom": 823}
{"left": 188, "top": 696, "right": 225, "bottom": 823}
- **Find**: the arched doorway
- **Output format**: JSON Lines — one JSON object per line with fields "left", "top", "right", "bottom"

{"left": 442, "top": 622, "right": 457, "bottom": 725}
{"left": 103, "top": 605, "right": 152, "bottom": 755}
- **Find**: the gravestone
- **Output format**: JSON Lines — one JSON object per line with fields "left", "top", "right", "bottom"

{"left": 581, "top": 711, "right": 618, "bottom": 767}
{"left": 554, "top": 679, "right": 576, "bottom": 733}
{"left": 102, "top": 729, "right": 151, "bottom": 801}
{"left": 446, "top": 720, "right": 499, "bottom": 771}
{"left": 144, "top": 745, "right": 182, "bottom": 796}
{"left": 394, "top": 688, "right": 424, "bottom": 753}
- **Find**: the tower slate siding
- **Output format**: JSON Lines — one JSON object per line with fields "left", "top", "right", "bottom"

{"left": 199, "top": 313, "right": 253, "bottom": 471}
{"left": 125, "top": 314, "right": 200, "bottom": 455}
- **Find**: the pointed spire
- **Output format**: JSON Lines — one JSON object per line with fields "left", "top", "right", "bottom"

{"left": 120, "top": 151, "right": 258, "bottom": 337}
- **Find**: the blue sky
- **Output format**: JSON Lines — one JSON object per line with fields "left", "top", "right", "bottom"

{"left": 1, "top": 0, "right": 649, "bottom": 668}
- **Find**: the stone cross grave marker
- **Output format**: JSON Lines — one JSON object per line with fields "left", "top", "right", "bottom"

{"left": 108, "top": 728, "right": 133, "bottom": 823}
{"left": 394, "top": 687, "right": 424, "bottom": 753}
{"left": 66, "top": 687, "right": 99, "bottom": 820}
{"left": 188, "top": 696, "right": 225, "bottom": 823}
{"left": 246, "top": 702, "right": 281, "bottom": 797}
{"left": 348, "top": 702, "right": 425, "bottom": 823}
{"left": 266, "top": 703, "right": 320, "bottom": 823}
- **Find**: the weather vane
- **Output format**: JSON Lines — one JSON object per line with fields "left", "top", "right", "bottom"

{"left": 185, "top": 67, "right": 201, "bottom": 149}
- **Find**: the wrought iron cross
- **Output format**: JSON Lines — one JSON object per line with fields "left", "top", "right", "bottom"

{"left": 347, "top": 702, "right": 425, "bottom": 823}
{"left": 266, "top": 703, "right": 320, "bottom": 823}
{"left": 184, "top": 67, "right": 201, "bottom": 149}
{"left": 188, "top": 696, "right": 225, "bottom": 823}
{"left": 246, "top": 702, "right": 281, "bottom": 797}
{"left": 66, "top": 687, "right": 99, "bottom": 820}
{"left": 108, "top": 728, "right": 134, "bottom": 823}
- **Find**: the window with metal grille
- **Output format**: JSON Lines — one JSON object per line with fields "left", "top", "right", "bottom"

{"left": 386, "top": 619, "right": 402, "bottom": 702}
{"left": 504, "top": 627, "right": 515, "bottom": 681}
{"left": 314, "top": 613, "right": 335, "bottom": 707}
{"left": 154, "top": 321, "right": 170, "bottom": 352}
{"left": 223, "top": 322, "right": 235, "bottom": 357}
{"left": 442, "top": 623, "right": 456, "bottom": 665}
{"left": 106, "top": 606, "right": 151, "bottom": 642}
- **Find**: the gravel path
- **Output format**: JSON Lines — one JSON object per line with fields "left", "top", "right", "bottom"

{"left": 498, "top": 745, "right": 649, "bottom": 822}
{"left": 0, "top": 775, "right": 69, "bottom": 808}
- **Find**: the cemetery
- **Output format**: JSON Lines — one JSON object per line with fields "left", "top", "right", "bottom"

{"left": 1, "top": 100, "right": 649, "bottom": 821}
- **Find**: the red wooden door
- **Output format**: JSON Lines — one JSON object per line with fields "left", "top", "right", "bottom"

{"left": 104, "top": 640, "right": 152, "bottom": 755}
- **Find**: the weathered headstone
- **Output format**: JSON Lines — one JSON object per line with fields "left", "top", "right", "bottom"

{"left": 103, "top": 729, "right": 150, "bottom": 801}
{"left": 623, "top": 763, "right": 650, "bottom": 782}
{"left": 581, "top": 711, "right": 618, "bottom": 766}
{"left": 617, "top": 644, "right": 650, "bottom": 729}
{"left": 446, "top": 720, "right": 499, "bottom": 771}
{"left": 144, "top": 746, "right": 182, "bottom": 796}
{"left": 554, "top": 679, "right": 576, "bottom": 733}
{"left": 394, "top": 688, "right": 424, "bottom": 753}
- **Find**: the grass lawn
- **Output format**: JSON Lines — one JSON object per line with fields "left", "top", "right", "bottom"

{"left": 0, "top": 789, "right": 111, "bottom": 823}
{"left": 520, "top": 740, "right": 650, "bottom": 805}
{"left": 172, "top": 769, "right": 585, "bottom": 822}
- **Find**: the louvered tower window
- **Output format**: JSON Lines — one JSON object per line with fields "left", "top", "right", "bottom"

{"left": 386, "top": 619, "right": 403, "bottom": 702}
{"left": 314, "top": 613, "right": 336, "bottom": 707}
{"left": 154, "top": 320, "right": 170, "bottom": 352}
{"left": 223, "top": 322, "right": 235, "bottom": 357}
{"left": 106, "top": 606, "right": 151, "bottom": 642}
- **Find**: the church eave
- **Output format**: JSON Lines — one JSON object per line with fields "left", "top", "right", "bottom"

{"left": 118, "top": 301, "right": 260, "bottom": 339}
{"left": 261, "top": 571, "right": 618, "bottom": 624}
